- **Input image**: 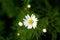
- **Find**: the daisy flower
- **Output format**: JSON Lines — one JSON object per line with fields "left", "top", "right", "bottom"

{"left": 23, "top": 14, "right": 38, "bottom": 29}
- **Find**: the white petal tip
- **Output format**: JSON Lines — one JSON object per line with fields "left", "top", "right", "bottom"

{"left": 27, "top": 26, "right": 32, "bottom": 29}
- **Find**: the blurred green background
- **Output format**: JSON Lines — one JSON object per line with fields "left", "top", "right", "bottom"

{"left": 0, "top": 0, "right": 60, "bottom": 40}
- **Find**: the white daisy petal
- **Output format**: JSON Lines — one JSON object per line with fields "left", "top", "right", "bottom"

{"left": 23, "top": 20, "right": 28, "bottom": 27}
{"left": 33, "top": 22, "right": 37, "bottom": 28}
{"left": 27, "top": 14, "right": 30, "bottom": 19}
{"left": 25, "top": 16, "right": 28, "bottom": 19}
{"left": 23, "top": 19, "right": 26, "bottom": 20}
{"left": 31, "top": 14, "right": 35, "bottom": 19}
{"left": 25, "top": 14, "right": 30, "bottom": 19}
{"left": 27, "top": 25, "right": 32, "bottom": 29}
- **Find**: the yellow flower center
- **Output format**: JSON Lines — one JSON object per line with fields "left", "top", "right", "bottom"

{"left": 28, "top": 19, "right": 34, "bottom": 25}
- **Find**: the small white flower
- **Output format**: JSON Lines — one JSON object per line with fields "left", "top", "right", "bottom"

{"left": 27, "top": 4, "right": 31, "bottom": 8}
{"left": 17, "top": 33, "right": 20, "bottom": 36}
{"left": 43, "top": 28, "right": 47, "bottom": 32}
{"left": 23, "top": 14, "right": 38, "bottom": 29}
{"left": 18, "top": 22, "right": 23, "bottom": 26}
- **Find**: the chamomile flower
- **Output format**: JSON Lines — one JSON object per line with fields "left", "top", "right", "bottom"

{"left": 23, "top": 14, "right": 38, "bottom": 29}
